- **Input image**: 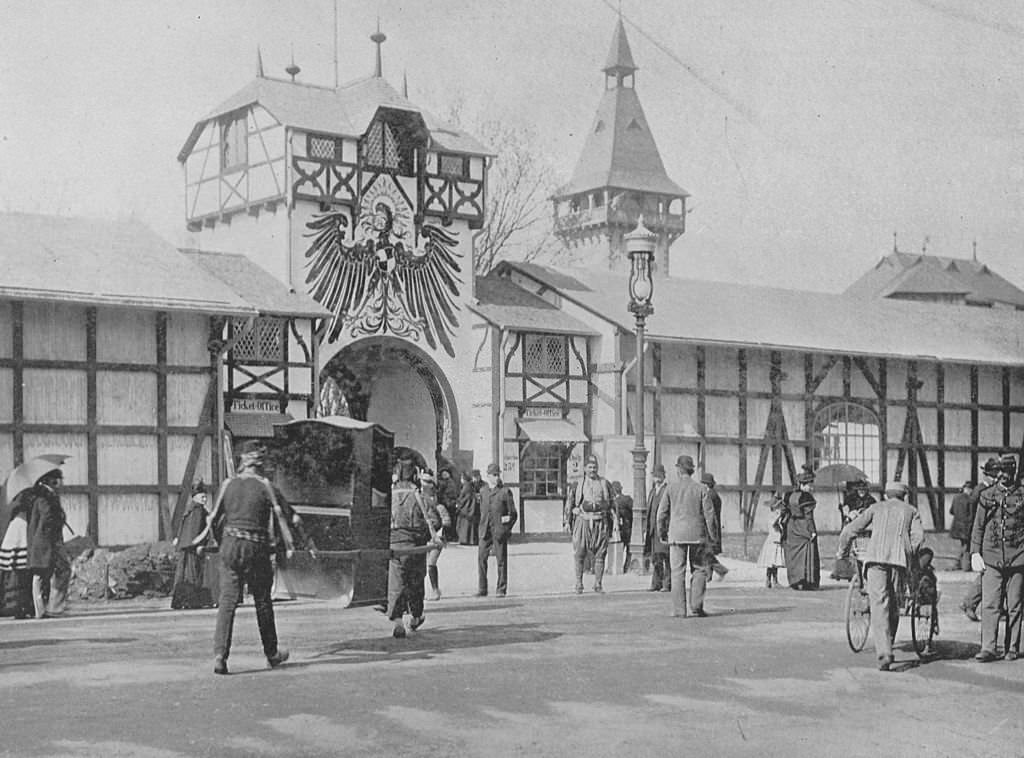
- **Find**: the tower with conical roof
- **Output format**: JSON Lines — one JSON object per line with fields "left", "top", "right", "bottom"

{"left": 553, "top": 18, "right": 688, "bottom": 275}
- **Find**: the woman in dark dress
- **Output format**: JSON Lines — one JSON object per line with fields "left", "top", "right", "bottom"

{"left": 783, "top": 467, "right": 821, "bottom": 590}
{"left": 455, "top": 472, "right": 478, "bottom": 546}
{"left": 170, "top": 480, "right": 215, "bottom": 609}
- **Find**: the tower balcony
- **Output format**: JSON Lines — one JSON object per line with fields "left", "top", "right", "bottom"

{"left": 554, "top": 205, "right": 685, "bottom": 238}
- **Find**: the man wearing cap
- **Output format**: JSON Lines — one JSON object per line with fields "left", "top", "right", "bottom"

{"left": 970, "top": 453, "right": 1024, "bottom": 662}
{"left": 837, "top": 481, "right": 924, "bottom": 671}
{"left": 477, "top": 463, "right": 517, "bottom": 597}
{"left": 656, "top": 455, "right": 718, "bottom": 617}
{"left": 565, "top": 454, "right": 616, "bottom": 593}
{"left": 701, "top": 473, "right": 729, "bottom": 581}
{"left": 387, "top": 458, "right": 442, "bottom": 636}
{"left": 961, "top": 458, "right": 1000, "bottom": 621}
{"left": 644, "top": 464, "right": 670, "bottom": 592}
{"left": 949, "top": 480, "right": 977, "bottom": 572}
{"left": 205, "top": 440, "right": 303, "bottom": 675}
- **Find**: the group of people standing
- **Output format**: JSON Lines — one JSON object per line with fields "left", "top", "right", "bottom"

{"left": 0, "top": 464, "right": 70, "bottom": 620}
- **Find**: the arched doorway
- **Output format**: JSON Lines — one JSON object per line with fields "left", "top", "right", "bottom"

{"left": 318, "top": 337, "right": 459, "bottom": 472}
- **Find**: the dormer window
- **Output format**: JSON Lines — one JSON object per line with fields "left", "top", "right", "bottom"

{"left": 360, "top": 109, "right": 425, "bottom": 175}
{"left": 221, "top": 112, "right": 248, "bottom": 171}
{"left": 362, "top": 121, "right": 403, "bottom": 171}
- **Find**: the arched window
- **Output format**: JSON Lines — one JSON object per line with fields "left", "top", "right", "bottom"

{"left": 812, "top": 402, "right": 881, "bottom": 482}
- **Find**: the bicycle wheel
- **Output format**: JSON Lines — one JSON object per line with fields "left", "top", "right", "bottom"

{"left": 909, "top": 589, "right": 937, "bottom": 658}
{"left": 845, "top": 574, "right": 871, "bottom": 653}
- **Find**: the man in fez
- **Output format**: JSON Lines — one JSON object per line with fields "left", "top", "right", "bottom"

{"left": 565, "top": 454, "right": 615, "bottom": 593}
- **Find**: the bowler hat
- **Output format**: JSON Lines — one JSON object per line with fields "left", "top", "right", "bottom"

{"left": 701, "top": 472, "right": 716, "bottom": 486}
{"left": 675, "top": 455, "right": 694, "bottom": 470}
{"left": 585, "top": 454, "right": 599, "bottom": 466}
{"left": 486, "top": 463, "right": 501, "bottom": 476}
{"left": 652, "top": 464, "right": 666, "bottom": 477}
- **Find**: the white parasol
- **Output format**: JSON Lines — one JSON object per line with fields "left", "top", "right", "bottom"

{"left": 3, "top": 454, "right": 71, "bottom": 502}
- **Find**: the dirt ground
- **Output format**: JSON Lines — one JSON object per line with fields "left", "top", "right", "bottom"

{"left": 0, "top": 540, "right": 1019, "bottom": 758}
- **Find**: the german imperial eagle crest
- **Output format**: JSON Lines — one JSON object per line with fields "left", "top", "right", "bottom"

{"left": 303, "top": 182, "right": 462, "bottom": 356}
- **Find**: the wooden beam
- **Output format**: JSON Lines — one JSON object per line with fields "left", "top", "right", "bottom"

{"left": 156, "top": 313, "right": 170, "bottom": 541}
{"left": 1003, "top": 367, "right": 1012, "bottom": 450}
{"left": 879, "top": 359, "right": 888, "bottom": 487}
{"left": 808, "top": 354, "right": 839, "bottom": 394}
{"left": 970, "top": 366, "right": 979, "bottom": 476}
{"left": 738, "top": 349, "right": 749, "bottom": 529}
{"left": 852, "top": 356, "right": 884, "bottom": 399}
{"left": 11, "top": 302, "right": 23, "bottom": 465}
{"left": 86, "top": 308, "right": 99, "bottom": 542}
{"left": 936, "top": 362, "right": 945, "bottom": 525}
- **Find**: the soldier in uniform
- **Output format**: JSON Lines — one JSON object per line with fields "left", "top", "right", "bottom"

{"left": 477, "top": 463, "right": 517, "bottom": 597}
{"left": 971, "top": 453, "right": 1024, "bottom": 662}
{"left": 565, "top": 455, "right": 615, "bottom": 594}
{"left": 387, "top": 457, "right": 442, "bottom": 637}
{"left": 961, "top": 457, "right": 1000, "bottom": 622}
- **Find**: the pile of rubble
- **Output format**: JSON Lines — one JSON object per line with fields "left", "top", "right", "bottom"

{"left": 67, "top": 538, "right": 177, "bottom": 601}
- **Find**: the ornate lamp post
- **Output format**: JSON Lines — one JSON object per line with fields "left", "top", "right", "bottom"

{"left": 625, "top": 217, "right": 656, "bottom": 571}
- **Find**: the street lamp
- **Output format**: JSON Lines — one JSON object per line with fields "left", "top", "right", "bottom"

{"left": 625, "top": 216, "right": 656, "bottom": 572}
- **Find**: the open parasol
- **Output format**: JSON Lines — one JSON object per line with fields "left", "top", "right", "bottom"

{"left": 3, "top": 454, "right": 71, "bottom": 502}
{"left": 813, "top": 463, "right": 867, "bottom": 489}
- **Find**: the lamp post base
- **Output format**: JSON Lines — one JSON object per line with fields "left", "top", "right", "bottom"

{"left": 630, "top": 445, "right": 649, "bottom": 574}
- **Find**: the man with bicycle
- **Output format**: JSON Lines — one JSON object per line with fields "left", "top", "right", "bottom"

{"left": 970, "top": 453, "right": 1024, "bottom": 662}
{"left": 837, "top": 481, "right": 924, "bottom": 671}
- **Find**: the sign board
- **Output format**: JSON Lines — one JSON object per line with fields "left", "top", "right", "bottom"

{"left": 231, "top": 398, "right": 280, "bottom": 413}
{"left": 522, "top": 407, "right": 562, "bottom": 419}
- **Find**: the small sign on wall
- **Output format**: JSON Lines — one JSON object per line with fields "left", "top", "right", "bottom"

{"left": 231, "top": 398, "right": 280, "bottom": 413}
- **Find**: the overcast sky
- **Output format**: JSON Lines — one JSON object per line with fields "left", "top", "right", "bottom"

{"left": 2, "top": 0, "right": 1022, "bottom": 293}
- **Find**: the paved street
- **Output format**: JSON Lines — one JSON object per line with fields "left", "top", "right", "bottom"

{"left": 1, "top": 542, "right": 1021, "bottom": 758}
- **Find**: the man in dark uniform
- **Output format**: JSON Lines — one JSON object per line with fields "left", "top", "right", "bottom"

{"left": 702, "top": 473, "right": 729, "bottom": 581}
{"left": 971, "top": 453, "right": 1024, "bottom": 661}
{"left": 949, "top": 480, "right": 977, "bottom": 571}
{"left": 644, "top": 464, "right": 670, "bottom": 592}
{"left": 477, "top": 463, "right": 517, "bottom": 597}
{"left": 387, "top": 457, "right": 442, "bottom": 637}
{"left": 961, "top": 458, "right": 999, "bottom": 621}
{"left": 612, "top": 481, "right": 634, "bottom": 574}
{"left": 565, "top": 455, "right": 615, "bottom": 594}
{"left": 207, "top": 441, "right": 305, "bottom": 675}
{"left": 26, "top": 468, "right": 69, "bottom": 618}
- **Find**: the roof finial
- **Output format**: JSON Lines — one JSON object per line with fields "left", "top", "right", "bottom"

{"left": 922, "top": 235, "right": 929, "bottom": 255}
{"left": 892, "top": 230, "right": 898, "bottom": 253}
{"left": 402, "top": 70, "right": 409, "bottom": 98}
{"left": 285, "top": 45, "right": 300, "bottom": 82}
{"left": 371, "top": 18, "right": 386, "bottom": 78}
{"left": 256, "top": 45, "right": 265, "bottom": 78}
{"left": 972, "top": 239, "right": 978, "bottom": 262}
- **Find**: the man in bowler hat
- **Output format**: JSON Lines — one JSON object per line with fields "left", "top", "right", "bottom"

{"left": 644, "top": 464, "right": 671, "bottom": 591}
{"left": 477, "top": 463, "right": 517, "bottom": 597}
{"left": 657, "top": 455, "right": 718, "bottom": 617}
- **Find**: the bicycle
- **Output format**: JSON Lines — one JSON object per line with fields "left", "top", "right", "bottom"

{"left": 844, "top": 555, "right": 938, "bottom": 659}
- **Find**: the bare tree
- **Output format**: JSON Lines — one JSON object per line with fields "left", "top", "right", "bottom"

{"left": 470, "top": 119, "right": 565, "bottom": 275}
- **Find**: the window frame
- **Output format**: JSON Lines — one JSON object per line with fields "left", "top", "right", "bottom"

{"left": 220, "top": 111, "right": 249, "bottom": 171}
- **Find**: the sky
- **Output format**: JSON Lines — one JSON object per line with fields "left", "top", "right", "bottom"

{"left": 2, "top": 0, "right": 1023, "bottom": 294}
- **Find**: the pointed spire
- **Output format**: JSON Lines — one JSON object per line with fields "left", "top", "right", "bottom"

{"left": 402, "top": 70, "right": 409, "bottom": 98}
{"left": 972, "top": 239, "right": 978, "bottom": 262}
{"left": 603, "top": 17, "right": 638, "bottom": 80}
{"left": 285, "top": 45, "right": 300, "bottom": 82}
{"left": 371, "top": 18, "right": 387, "bottom": 78}
{"left": 256, "top": 46, "right": 265, "bottom": 78}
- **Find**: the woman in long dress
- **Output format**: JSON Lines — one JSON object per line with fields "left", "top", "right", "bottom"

{"left": 783, "top": 468, "right": 820, "bottom": 590}
{"left": 170, "top": 481, "right": 215, "bottom": 609}
{"left": 0, "top": 491, "right": 34, "bottom": 619}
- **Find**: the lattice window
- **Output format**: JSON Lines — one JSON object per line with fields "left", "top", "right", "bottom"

{"left": 520, "top": 442, "right": 565, "bottom": 498}
{"left": 523, "top": 334, "right": 566, "bottom": 375}
{"left": 231, "top": 318, "right": 284, "bottom": 362}
{"left": 439, "top": 153, "right": 465, "bottom": 177}
{"left": 309, "top": 134, "right": 342, "bottom": 161}
{"left": 221, "top": 112, "right": 248, "bottom": 170}
{"left": 812, "top": 402, "right": 881, "bottom": 483}
{"left": 362, "top": 121, "right": 402, "bottom": 171}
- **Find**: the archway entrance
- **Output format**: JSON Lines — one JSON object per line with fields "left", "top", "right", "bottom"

{"left": 318, "top": 338, "right": 459, "bottom": 473}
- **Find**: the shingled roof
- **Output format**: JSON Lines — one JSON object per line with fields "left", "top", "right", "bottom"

{"left": 470, "top": 275, "right": 597, "bottom": 336}
{"left": 179, "top": 74, "right": 489, "bottom": 162}
{"left": 0, "top": 212, "right": 253, "bottom": 316}
{"left": 497, "top": 261, "right": 1024, "bottom": 366}
{"left": 845, "top": 251, "right": 1024, "bottom": 309}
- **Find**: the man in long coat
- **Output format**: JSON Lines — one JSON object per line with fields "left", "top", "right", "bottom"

{"left": 644, "top": 464, "right": 670, "bottom": 591}
{"left": 949, "top": 480, "right": 976, "bottom": 572}
{"left": 26, "top": 468, "right": 69, "bottom": 619}
{"left": 657, "top": 455, "right": 718, "bottom": 617}
{"left": 477, "top": 463, "right": 517, "bottom": 597}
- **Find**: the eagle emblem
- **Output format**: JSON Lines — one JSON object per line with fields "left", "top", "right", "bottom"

{"left": 303, "top": 185, "right": 462, "bottom": 356}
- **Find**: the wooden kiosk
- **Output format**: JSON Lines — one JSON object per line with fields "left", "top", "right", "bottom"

{"left": 270, "top": 416, "right": 393, "bottom": 606}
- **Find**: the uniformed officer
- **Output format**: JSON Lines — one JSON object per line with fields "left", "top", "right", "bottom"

{"left": 565, "top": 454, "right": 615, "bottom": 594}
{"left": 961, "top": 457, "right": 1000, "bottom": 621}
{"left": 971, "top": 453, "right": 1024, "bottom": 662}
